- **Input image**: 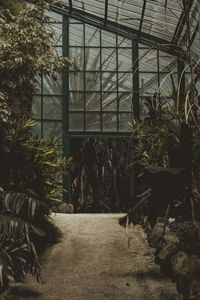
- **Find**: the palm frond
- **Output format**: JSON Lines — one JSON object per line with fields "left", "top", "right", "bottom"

{"left": 1, "top": 191, "right": 46, "bottom": 220}
{"left": 0, "top": 214, "right": 45, "bottom": 239}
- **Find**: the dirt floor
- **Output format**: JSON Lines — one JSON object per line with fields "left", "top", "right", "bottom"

{"left": 3, "top": 214, "right": 182, "bottom": 300}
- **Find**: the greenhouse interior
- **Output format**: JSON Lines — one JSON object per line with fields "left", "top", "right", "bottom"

{"left": 1, "top": 0, "right": 200, "bottom": 299}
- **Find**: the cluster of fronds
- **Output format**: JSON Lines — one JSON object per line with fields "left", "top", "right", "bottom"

{"left": 120, "top": 85, "right": 200, "bottom": 229}
{"left": 0, "top": 120, "right": 65, "bottom": 290}
{"left": 69, "top": 138, "right": 131, "bottom": 212}
{"left": 0, "top": 0, "right": 68, "bottom": 291}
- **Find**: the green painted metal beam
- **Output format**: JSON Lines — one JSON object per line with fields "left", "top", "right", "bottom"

{"left": 62, "top": 16, "right": 70, "bottom": 203}
{"left": 67, "top": 132, "right": 131, "bottom": 138}
{"left": 132, "top": 40, "right": 140, "bottom": 120}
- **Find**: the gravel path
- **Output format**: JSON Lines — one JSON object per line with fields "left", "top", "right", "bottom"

{"left": 4, "top": 214, "right": 182, "bottom": 300}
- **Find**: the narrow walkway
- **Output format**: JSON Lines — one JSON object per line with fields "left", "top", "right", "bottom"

{"left": 5, "top": 214, "right": 181, "bottom": 300}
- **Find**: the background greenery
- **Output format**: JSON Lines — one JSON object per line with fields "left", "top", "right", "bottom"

{"left": 69, "top": 138, "right": 132, "bottom": 213}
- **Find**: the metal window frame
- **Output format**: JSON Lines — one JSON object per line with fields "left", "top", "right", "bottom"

{"left": 32, "top": 4, "right": 184, "bottom": 204}
{"left": 60, "top": 14, "right": 140, "bottom": 202}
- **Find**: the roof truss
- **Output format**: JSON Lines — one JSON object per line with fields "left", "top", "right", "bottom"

{"left": 28, "top": 0, "right": 198, "bottom": 57}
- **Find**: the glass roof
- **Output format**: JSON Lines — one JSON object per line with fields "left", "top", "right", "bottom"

{"left": 52, "top": 0, "right": 196, "bottom": 48}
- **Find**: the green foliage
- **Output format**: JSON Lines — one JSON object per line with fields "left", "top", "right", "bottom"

{"left": 0, "top": 233, "right": 40, "bottom": 287}
{"left": 69, "top": 138, "right": 131, "bottom": 212}
{"left": 0, "top": 0, "right": 69, "bottom": 291}
{"left": 129, "top": 119, "right": 178, "bottom": 169}
{"left": 120, "top": 0, "right": 200, "bottom": 229}
{"left": 0, "top": 119, "right": 65, "bottom": 209}
{"left": 120, "top": 95, "right": 200, "bottom": 228}
{"left": 0, "top": 0, "right": 25, "bottom": 14}
{"left": 0, "top": 0, "right": 70, "bottom": 118}
{"left": 0, "top": 120, "right": 65, "bottom": 289}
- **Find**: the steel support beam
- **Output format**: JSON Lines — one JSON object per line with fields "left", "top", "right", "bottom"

{"left": 62, "top": 16, "right": 70, "bottom": 203}
{"left": 132, "top": 40, "right": 140, "bottom": 120}
{"left": 172, "top": 0, "right": 194, "bottom": 44}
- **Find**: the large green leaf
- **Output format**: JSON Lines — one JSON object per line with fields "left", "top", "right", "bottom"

{"left": 0, "top": 214, "right": 45, "bottom": 238}
{"left": 1, "top": 191, "right": 46, "bottom": 220}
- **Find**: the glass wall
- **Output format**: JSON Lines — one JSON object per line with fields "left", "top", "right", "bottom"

{"left": 32, "top": 11, "right": 63, "bottom": 142}
{"left": 139, "top": 45, "right": 178, "bottom": 117}
{"left": 68, "top": 20, "right": 134, "bottom": 132}
{"left": 32, "top": 10, "right": 180, "bottom": 137}
{"left": 32, "top": 13, "right": 136, "bottom": 137}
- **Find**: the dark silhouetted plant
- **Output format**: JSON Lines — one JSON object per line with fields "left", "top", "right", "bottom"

{"left": 0, "top": 0, "right": 70, "bottom": 290}
{"left": 0, "top": 119, "right": 65, "bottom": 289}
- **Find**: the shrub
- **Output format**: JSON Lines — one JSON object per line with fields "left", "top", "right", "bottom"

{"left": 0, "top": 120, "right": 66, "bottom": 290}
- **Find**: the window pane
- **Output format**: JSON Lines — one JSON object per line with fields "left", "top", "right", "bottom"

{"left": 118, "top": 73, "right": 132, "bottom": 91}
{"left": 86, "top": 92, "right": 101, "bottom": 111}
{"left": 85, "top": 72, "right": 100, "bottom": 90}
{"left": 54, "top": 46, "right": 62, "bottom": 56}
{"left": 86, "top": 113, "right": 100, "bottom": 131}
{"left": 85, "top": 48, "right": 100, "bottom": 71}
{"left": 32, "top": 121, "right": 41, "bottom": 138}
{"left": 159, "top": 52, "right": 177, "bottom": 71}
{"left": 118, "top": 36, "right": 132, "bottom": 48}
{"left": 69, "top": 113, "right": 84, "bottom": 131}
{"left": 119, "top": 93, "right": 132, "bottom": 111}
{"left": 139, "top": 49, "right": 158, "bottom": 72}
{"left": 50, "top": 22, "right": 62, "bottom": 46}
{"left": 85, "top": 25, "right": 100, "bottom": 46}
{"left": 69, "top": 71, "right": 84, "bottom": 91}
{"left": 69, "top": 23, "right": 83, "bottom": 46}
{"left": 35, "top": 75, "right": 41, "bottom": 93}
{"left": 69, "top": 47, "right": 84, "bottom": 69}
{"left": 47, "top": 11, "right": 62, "bottom": 23}
{"left": 102, "top": 48, "right": 116, "bottom": 71}
{"left": 69, "top": 92, "right": 84, "bottom": 111}
{"left": 139, "top": 73, "right": 159, "bottom": 96}
{"left": 102, "top": 72, "right": 117, "bottom": 91}
{"left": 102, "top": 92, "right": 117, "bottom": 111}
{"left": 118, "top": 48, "right": 132, "bottom": 72}
{"left": 101, "top": 30, "right": 116, "bottom": 47}
{"left": 43, "top": 96, "right": 62, "bottom": 120}
{"left": 119, "top": 113, "right": 132, "bottom": 132}
{"left": 32, "top": 96, "right": 41, "bottom": 118}
{"left": 102, "top": 113, "right": 117, "bottom": 131}
{"left": 43, "top": 73, "right": 62, "bottom": 94}
{"left": 159, "top": 72, "right": 178, "bottom": 97}
{"left": 43, "top": 121, "right": 62, "bottom": 144}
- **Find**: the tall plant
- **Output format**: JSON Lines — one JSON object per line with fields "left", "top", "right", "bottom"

{"left": 120, "top": 0, "right": 200, "bottom": 228}
{"left": 69, "top": 138, "right": 131, "bottom": 212}
{"left": 0, "top": 119, "right": 66, "bottom": 289}
{"left": 0, "top": 0, "right": 70, "bottom": 290}
{"left": 0, "top": 0, "right": 70, "bottom": 119}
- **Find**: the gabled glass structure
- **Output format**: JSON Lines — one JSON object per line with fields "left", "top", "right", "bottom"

{"left": 31, "top": 0, "right": 199, "bottom": 201}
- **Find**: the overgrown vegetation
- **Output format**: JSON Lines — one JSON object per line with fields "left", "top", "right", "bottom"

{"left": 0, "top": 0, "right": 69, "bottom": 291}
{"left": 0, "top": 0, "right": 71, "bottom": 119}
{"left": 120, "top": 0, "right": 200, "bottom": 229}
{"left": 69, "top": 138, "right": 131, "bottom": 212}
{"left": 120, "top": 95, "right": 200, "bottom": 228}
{"left": 67, "top": 32, "right": 132, "bottom": 212}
